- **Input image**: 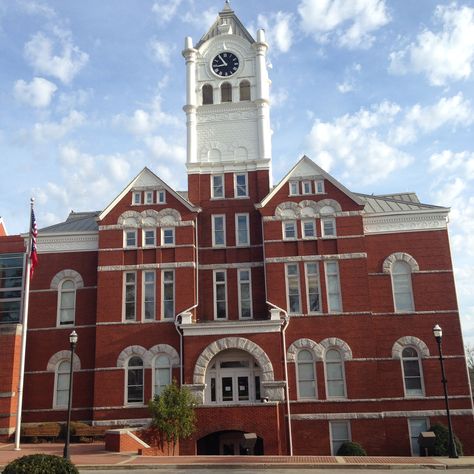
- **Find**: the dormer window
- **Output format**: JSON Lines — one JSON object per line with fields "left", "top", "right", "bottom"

{"left": 315, "top": 180, "right": 325, "bottom": 194}
{"left": 221, "top": 82, "right": 232, "bottom": 103}
{"left": 239, "top": 80, "right": 250, "bottom": 101}
{"left": 302, "top": 181, "right": 312, "bottom": 195}
{"left": 289, "top": 181, "right": 298, "bottom": 196}
{"left": 157, "top": 190, "right": 166, "bottom": 204}
{"left": 132, "top": 192, "right": 141, "bottom": 205}
{"left": 145, "top": 191, "right": 154, "bottom": 204}
{"left": 203, "top": 84, "right": 213, "bottom": 105}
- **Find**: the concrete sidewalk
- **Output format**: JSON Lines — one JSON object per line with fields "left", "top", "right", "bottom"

{"left": 1, "top": 442, "right": 473, "bottom": 470}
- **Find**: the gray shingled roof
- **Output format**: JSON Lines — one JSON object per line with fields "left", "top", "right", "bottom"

{"left": 39, "top": 211, "right": 99, "bottom": 233}
{"left": 356, "top": 193, "right": 447, "bottom": 213}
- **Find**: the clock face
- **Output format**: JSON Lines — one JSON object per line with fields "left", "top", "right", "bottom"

{"left": 212, "top": 52, "right": 239, "bottom": 77}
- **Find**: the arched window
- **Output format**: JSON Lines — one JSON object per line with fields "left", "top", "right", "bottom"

{"left": 127, "top": 356, "right": 144, "bottom": 404}
{"left": 202, "top": 84, "right": 213, "bottom": 105}
{"left": 239, "top": 80, "right": 250, "bottom": 101}
{"left": 297, "top": 350, "right": 316, "bottom": 399}
{"left": 391, "top": 261, "right": 414, "bottom": 312}
{"left": 325, "top": 349, "right": 346, "bottom": 398}
{"left": 55, "top": 360, "right": 70, "bottom": 407}
{"left": 221, "top": 82, "right": 232, "bottom": 102}
{"left": 58, "top": 279, "right": 76, "bottom": 325}
{"left": 154, "top": 355, "right": 171, "bottom": 397}
{"left": 401, "top": 347, "right": 424, "bottom": 396}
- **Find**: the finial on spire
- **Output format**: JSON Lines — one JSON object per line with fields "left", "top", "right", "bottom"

{"left": 223, "top": 0, "right": 232, "bottom": 12}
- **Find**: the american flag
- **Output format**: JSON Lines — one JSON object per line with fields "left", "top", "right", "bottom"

{"left": 30, "top": 208, "right": 38, "bottom": 278}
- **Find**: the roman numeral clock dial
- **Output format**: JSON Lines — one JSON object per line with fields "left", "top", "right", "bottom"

{"left": 212, "top": 52, "right": 240, "bottom": 77}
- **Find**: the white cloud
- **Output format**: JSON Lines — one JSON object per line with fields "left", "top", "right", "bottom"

{"left": 145, "top": 135, "right": 186, "bottom": 163}
{"left": 429, "top": 150, "right": 474, "bottom": 179}
{"left": 337, "top": 63, "right": 362, "bottom": 93}
{"left": 270, "top": 88, "right": 289, "bottom": 107}
{"left": 182, "top": 7, "right": 217, "bottom": 32}
{"left": 24, "top": 29, "right": 89, "bottom": 84}
{"left": 258, "top": 12, "right": 294, "bottom": 53}
{"left": 389, "top": 93, "right": 473, "bottom": 145}
{"left": 389, "top": 4, "right": 474, "bottom": 86}
{"left": 28, "top": 110, "right": 86, "bottom": 142}
{"left": 18, "top": 0, "right": 56, "bottom": 19}
{"left": 298, "top": 0, "right": 390, "bottom": 49}
{"left": 149, "top": 39, "right": 174, "bottom": 67}
{"left": 13, "top": 77, "right": 57, "bottom": 108}
{"left": 152, "top": 0, "right": 182, "bottom": 24}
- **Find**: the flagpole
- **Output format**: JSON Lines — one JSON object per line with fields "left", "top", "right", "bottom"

{"left": 14, "top": 198, "right": 35, "bottom": 450}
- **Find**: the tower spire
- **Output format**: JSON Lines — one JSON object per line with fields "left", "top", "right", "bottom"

{"left": 222, "top": 0, "right": 232, "bottom": 12}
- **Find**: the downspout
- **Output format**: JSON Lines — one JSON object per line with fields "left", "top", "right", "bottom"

{"left": 174, "top": 214, "right": 199, "bottom": 386}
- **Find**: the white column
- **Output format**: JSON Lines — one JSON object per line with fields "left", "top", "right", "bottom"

{"left": 253, "top": 29, "right": 271, "bottom": 162}
{"left": 182, "top": 37, "right": 197, "bottom": 164}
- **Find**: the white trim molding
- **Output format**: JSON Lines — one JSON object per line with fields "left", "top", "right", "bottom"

{"left": 50, "top": 269, "right": 84, "bottom": 290}
{"left": 287, "top": 338, "right": 324, "bottom": 362}
{"left": 47, "top": 350, "right": 81, "bottom": 371}
{"left": 363, "top": 211, "right": 448, "bottom": 235}
{"left": 383, "top": 252, "right": 419, "bottom": 273}
{"left": 149, "top": 344, "right": 180, "bottom": 367}
{"left": 117, "top": 345, "right": 150, "bottom": 368}
{"left": 392, "top": 336, "right": 430, "bottom": 359}
{"left": 320, "top": 338, "right": 353, "bottom": 361}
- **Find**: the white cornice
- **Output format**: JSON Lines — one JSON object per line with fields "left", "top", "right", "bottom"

{"left": 363, "top": 211, "right": 448, "bottom": 235}
{"left": 186, "top": 158, "right": 270, "bottom": 175}
{"left": 180, "top": 319, "right": 282, "bottom": 336}
{"left": 37, "top": 232, "right": 98, "bottom": 253}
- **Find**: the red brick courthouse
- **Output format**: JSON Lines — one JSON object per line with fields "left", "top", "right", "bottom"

{"left": 1, "top": 4, "right": 473, "bottom": 456}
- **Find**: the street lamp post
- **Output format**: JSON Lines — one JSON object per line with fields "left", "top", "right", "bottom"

{"left": 63, "top": 330, "right": 78, "bottom": 460}
{"left": 432, "top": 324, "right": 458, "bottom": 459}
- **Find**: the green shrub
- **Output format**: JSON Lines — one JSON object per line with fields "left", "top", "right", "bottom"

{"left": 336, "top": 441, "right": 367, "bottom": 456}
{"left": 3, "top": 454, "right": 78, "bottom": 474}
{"left": 429, "top": 422, "right": 463, "bottom": 456}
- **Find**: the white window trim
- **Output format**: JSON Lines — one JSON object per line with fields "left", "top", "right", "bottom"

{"left": 213, "top": 269, "right": 228, "bottom": 320}
{"left": 286, "top": 263, "right": 301, "bottom": 315}
{"left": 157, "top": 190, "right": 166, "bottom": 204}
{"left": 238, "top": 268, "right": 253, "bottom": 320}
{"left": 321, "top": 217, "right": 337, "bottom": 238}
{"left": 302, "top": 219, "right": 316, "bottom": 239}
{"left": 324, "top": 261, "right": 342, "bottom": 313}
{"left": 283, "top": 220, "right": 297, "bottom": 240}
{"left": 142, "top": 270, "right": 156, "bottom": 321}
{"left": 391, "top": 261, "right": 415, "bottom": 313}
{"left": 132, "top": 191, "right": 141, "bottom": 205}
{"left": 142, "top": 228, "right": 156, "bottom": 248}
{"left": 324, "top": 348, "right": 347, "bottom": 399}
{"left": 212, "top": 214, "right": 226, "bottom": 247}
{"left": 234, "top": 172, "right": 248, "bottom": 198}
{"left": 152, "top": 354, "right": 172, "bottom": 397}
{"left": 123, "top": 271, "right": 137, "bottom": 322}
{"left": 302, "top": 180, "right": 312, "bottom": 195}
{"left": 296, "top": 350, "right": 317, "bottom": 400}
{"left": 329, "top": 420, "right": 351, "bottom": 456}
{"left": 315, "top": 179, "right": 325, "bottom": 194}
{"left": 56, "top": 279, "right": 76, "bottom": 327}
{"left": 401, "top": 346, "right": 425, "bottom": 397}
{"left": 125, "top": 357, "right": 145, "bottom": 406}
{"left": 289, "top": 181, "right": 299, "bottom": 196}
{"left": 408, "top": 417, "right": 430, "bottom": 456}
{"left": 161, "top": 269, "right": 175, "bottom": 320}
{"left": 305, "top": 262, "right": 321, "bottom": 315}
{"left": 211, "top": 174, "right": 225, "bottom": 199}
{"left": 124, "top": 229, "right": 138, "bottom": 248}
{"left": 161, "top": 227, "right": 175, "bottom": 246}
{"left": 145, "top": 191, "right": 154, "bottom": 204}
{"left": 53, "top": 360, "right": 70, "bottom": 409}
{"left": 235, "top": 213, "right": 250, "bottom": 247}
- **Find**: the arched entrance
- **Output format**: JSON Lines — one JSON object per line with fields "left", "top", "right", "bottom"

{"left": 197, "top": 430, "right": 264, "bottom": 455}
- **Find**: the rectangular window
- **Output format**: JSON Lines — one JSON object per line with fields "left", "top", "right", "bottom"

{"left": 124, "top": 229, "right": 137, "bottom": 248}
{"left": 408, "top": 418, "right": 429, "bottom": 456}
{"left": 289, "top": 181, "right": 299, "bottom": 196}
{"left": 286, "top": 264, "right": 301, "bottom": 314}
{"left": 124, "top": 272, "right": 136, "bottom": 321}
{"left": 214, "top": 270, "right": 227, "bottom": 319}
{"left": 145, "top": 191, "right": 154, "bottom": 204}
{"left": 321, "top": 217, "right": 336, "bottom": 237}
{"left": 238, "top": 269, "right": 252, "bottom": 319}
{"left": 143, "top": 271, "right": 155, "bottom": 320}
{"left": 212, "top": 174, "right": 224, "bottom": 198}
{"left": 235, "top": 213, "right": 250, "bottom": 246}
{"left": 302, "top": 180, "right": 312, "bottom": 195}
{"left": 283, "top": 221, "right": 297, "bottom": 240}
{"left": 0, "top": 253, "right": 24, "bottom": 324}
{"left": 302, "top": 220, "right": 315, "bottom": 238}
{"left": 132, "top": 192, "right": 141, "bottom": 205}
{"left": 143, "top": 229, "right": 156, "bottom": 247}
{"left": 234, "top": 173, "right": 248, "bottom": 197}
{"left": 330, "top": 421, "right": 351, "bottom": 455}
{"left": 305, "top": 263, "right": 321, "bottom": 313}
{"left": 315, "top": 180, "right": 325, "bottom": 193}
{"left": 212, "top": 215, "right": 226, "bottom": 247}
{"left": 161, "top": 227, "right": 175, "bottom": 246}
{"left": 157, "top": 190, "right": 166, "bottom": 203}
{"left": 162, "top": 270, "right": 174, "bottom": 319}
{"left": 325, "top": 261, "right": 342, "bottom": 312}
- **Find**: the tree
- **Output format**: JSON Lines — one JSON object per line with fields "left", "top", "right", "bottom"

{"left": 148, "top": 380, "right": 197, "bottom": 454}
{"left": 428, "top": 422, "right": 463, "bottom": 456}
{"left": 466, "top": 343, "right": 474, "bottom": 398}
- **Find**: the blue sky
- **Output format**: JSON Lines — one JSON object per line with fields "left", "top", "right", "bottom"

{"left": 1, "top": 0, "right": 474, "bottom": 344}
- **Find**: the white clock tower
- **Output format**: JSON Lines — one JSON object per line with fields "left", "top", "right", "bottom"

{"left": 182, "top": 1, "right": 272, "bottom": 180}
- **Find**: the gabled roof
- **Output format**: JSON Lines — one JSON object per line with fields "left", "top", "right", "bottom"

{"left": 98, "top": 167, "right": 200, "bottom": 222}
{"left": 196, "top": 1, "right": 255, "bottom": 48}
{"left": 39, "top": 211, "right": 100, "bottom": 234}
{"left": 356, "top": 193, "right": 448, "bottom": 214}
{"left": 257, "top": 155, "right": 365, "bottom": 208}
